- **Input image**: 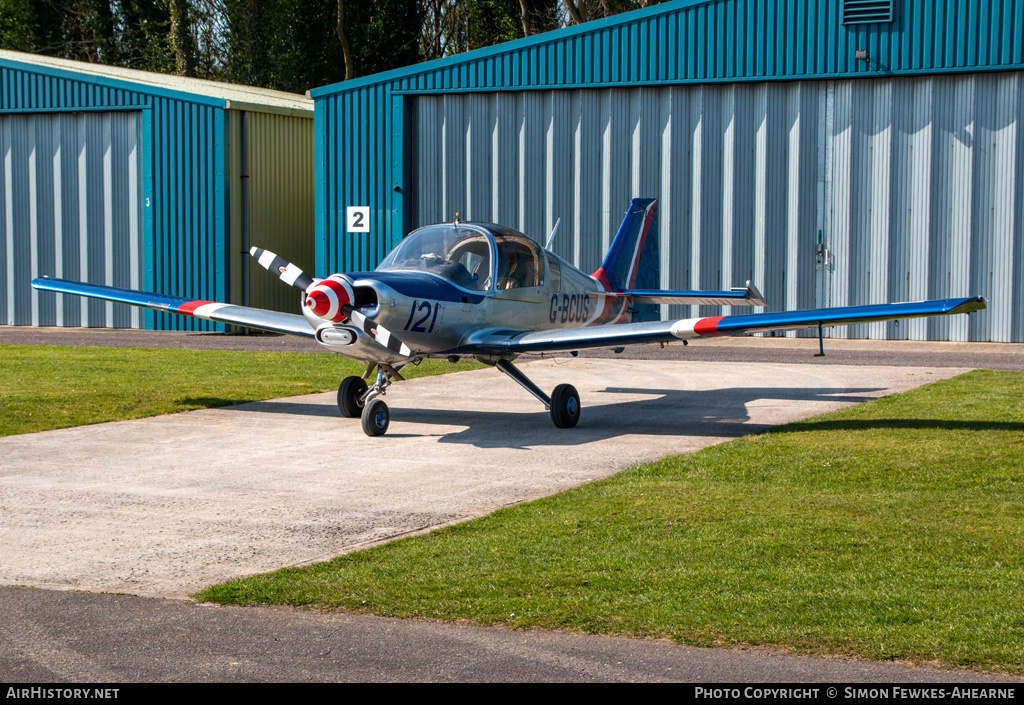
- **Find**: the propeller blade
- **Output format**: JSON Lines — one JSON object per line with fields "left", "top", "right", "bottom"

{"left": 249, "top": 246, "right": 413, "bottom": 358}
{"left": 250, "top": 246, "right": 316, "bottom": 292}
{"left": 345, "top": 306, "right": 414, "bottom": 358}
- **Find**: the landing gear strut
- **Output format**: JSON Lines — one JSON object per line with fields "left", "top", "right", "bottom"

{"left": 339, "top": 363, "right": 404, "bottom": 436}
{"left": 494, "top": 358, "right": 581, "bottom": 428}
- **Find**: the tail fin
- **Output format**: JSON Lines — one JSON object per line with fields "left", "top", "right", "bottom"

{"left": 591, "top": 198, "right": 657, "bottom": 292}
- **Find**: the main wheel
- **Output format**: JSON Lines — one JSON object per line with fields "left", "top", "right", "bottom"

{"left": 338, "top": 376, "right": 368, "bottom": 418}
{"left": 550, "top": 384, "right": 581, "bottom": 428}
{"left": 361, "top": 398, "right": 390, "bottom": 436}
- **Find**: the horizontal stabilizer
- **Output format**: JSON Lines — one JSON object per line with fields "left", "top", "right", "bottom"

{"left": 623, "top": 281, "right": 767, "bottom": 307}
{"left": 31, "top": 277, "right": 315, "bottom": 338}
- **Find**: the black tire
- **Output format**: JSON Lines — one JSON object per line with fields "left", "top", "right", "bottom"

{"left": 550, "top": 384, "right": 581, "bottom": 428}
{"left": 338, "top": 376, "right": 368, "bottom": 418}
{"left": 361, "top": 398, "right": 390, "bottom": 436}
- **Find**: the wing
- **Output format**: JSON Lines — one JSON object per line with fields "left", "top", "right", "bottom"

{"left": 459, "top": 296, "right": 987, "bottom": 354}
{"left": 31, "top": 277, "right": 315, "bottom": 338}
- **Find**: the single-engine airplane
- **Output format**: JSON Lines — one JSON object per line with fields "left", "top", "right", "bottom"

{"left": 32, "top": 198, "right": 986, "bottom": 436}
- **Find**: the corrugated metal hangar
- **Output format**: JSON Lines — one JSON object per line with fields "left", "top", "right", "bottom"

{"left": 0, "top": 49, "right": 314, "bottom": 330}
{"left": 311, "top": 0, "right": 1024, "bottom": 342}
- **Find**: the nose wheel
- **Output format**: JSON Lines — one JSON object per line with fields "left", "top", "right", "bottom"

{"left": 361, "top": 398, "right": 390, "bottom": 436}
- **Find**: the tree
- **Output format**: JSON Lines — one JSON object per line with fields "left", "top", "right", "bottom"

{"left": 560, "top": 0, "right": 671, "bottom": 25}
{"left": 342, "top": 0, "right": 424, "bottom": 81}
{"left": 422, "top": 0, "right": 558, "bottom": 55}
{"left": 116, "top": 0, "right": 175, "bottom": 72}
{"left": 225, "top": 0, "right": 423, "bottom": 93}
{"left": 0, "top": 0, "right": 177, "bottom": 73}
{"left": 420, "top": 0, "right": 465, "bottom": 59}
{"left": 0, "top": 0, "right": 47, "bottom": 53}
{"left": 335, "top": 0, "right": 353, "bottom": 81}
{"left": 169, "top": 0, "right": 197, "bottom": 75}
{"left": 0, "top": 0, "right": 118, "bottom": 63}
{"left": 517, "top": 0, "right": 561, "bottom": 37}
{"left": 561, "top": 0, "right": 583, "bottom": 25}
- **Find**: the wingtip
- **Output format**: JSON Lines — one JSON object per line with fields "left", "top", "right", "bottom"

{"left": 958, "top": 295, "right": 987, "bottom": 313}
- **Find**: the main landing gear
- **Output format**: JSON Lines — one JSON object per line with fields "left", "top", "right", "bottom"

{"left": 494, "top": 358, "right": 581, "bottom": 429}
{"left": 338, "top": 362, "right": 405, "bottom": 437}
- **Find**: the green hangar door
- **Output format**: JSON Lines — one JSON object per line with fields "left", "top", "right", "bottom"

{"left": 2, "top": 110, "right": 144, "bottom": 328}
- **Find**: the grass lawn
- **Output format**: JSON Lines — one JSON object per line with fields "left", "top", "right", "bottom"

{"left": 196, "top": 369, "right": 1024, "bottom": 674}
{"left": 0, "top": 344, "right": 482, "bottom": 437}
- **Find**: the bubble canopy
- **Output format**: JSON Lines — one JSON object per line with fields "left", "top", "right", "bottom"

{"left": 376, "top": 223, "right": 542, "bottom": 292}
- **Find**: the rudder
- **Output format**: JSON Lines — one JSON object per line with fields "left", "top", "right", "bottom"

{"left": 591, "top": 198, "right": 658, "bottom": 292}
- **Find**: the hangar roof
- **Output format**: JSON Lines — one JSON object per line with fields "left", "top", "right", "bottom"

{"left": 0, "top": 49, "right": 312, "bottom": 117}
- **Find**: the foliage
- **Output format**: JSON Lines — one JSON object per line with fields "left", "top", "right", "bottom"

{"left": 344, "top": 0, "right": 425, "bottom": 82}
{"left": 116, "top": 0, "right": 176, "bottom": 73}
{"left": 0, "top": 0, "right": 119, "bottom": 63}
{"left": 223, "top": 0, "right": 423, "bottom": 92}
{"left": 0, "top": 0, "right": 36, "bottom": 53}
{"left": 562, "top": 0, "right": 669, "bottom": 25}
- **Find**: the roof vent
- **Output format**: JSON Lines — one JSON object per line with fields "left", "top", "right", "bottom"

{"left": 842, "top": 0, "right": 894, "bottom": 24}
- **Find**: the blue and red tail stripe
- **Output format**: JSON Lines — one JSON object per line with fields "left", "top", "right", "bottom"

{"left": 589, "top": 198, "right": 657, "bottom": 326}
{"left": 591, "top": 198, "right": 657, "bottom": 293}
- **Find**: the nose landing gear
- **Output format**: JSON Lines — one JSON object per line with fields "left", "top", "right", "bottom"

{"left": 338, "top": 363, "right": 404, "bottom": 436}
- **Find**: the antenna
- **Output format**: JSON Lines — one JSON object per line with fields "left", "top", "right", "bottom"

{"left": 544, "top": 217, "right": 561, "bottom": 250}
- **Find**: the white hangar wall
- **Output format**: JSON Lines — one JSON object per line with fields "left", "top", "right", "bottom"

{"left": 410, "top": 70, "right": 1024, "bottom": 342}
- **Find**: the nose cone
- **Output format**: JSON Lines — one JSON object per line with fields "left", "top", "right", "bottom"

{"left": 305, "top": 277, "right": 354, "bottom": 322}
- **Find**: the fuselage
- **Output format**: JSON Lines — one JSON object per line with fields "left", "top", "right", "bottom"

{"left": 304, "top": 222, "right": 631, "bottom": 364}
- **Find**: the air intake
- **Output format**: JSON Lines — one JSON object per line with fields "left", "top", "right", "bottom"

{"left": 843, "top": 0, "right": 894, "bottom": 24}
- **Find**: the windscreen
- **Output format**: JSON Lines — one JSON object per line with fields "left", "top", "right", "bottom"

{"left": 377, "top": 225, "right": 493, "bottom": 291}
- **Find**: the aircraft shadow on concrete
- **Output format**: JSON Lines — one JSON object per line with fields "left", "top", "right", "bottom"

{"left": 227, "top": 386, "right": 891, "bottom": 449}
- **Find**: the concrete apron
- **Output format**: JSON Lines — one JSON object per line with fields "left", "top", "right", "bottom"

{"left": 0, "top": 359, "right": 968, "bottom": 600}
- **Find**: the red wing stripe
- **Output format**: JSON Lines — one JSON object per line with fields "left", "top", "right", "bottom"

{"left": 693, "top": 316, "right": 724, "bottom": 336}
{"left": 176, "top": 300, "right": 217, "bottom": 316}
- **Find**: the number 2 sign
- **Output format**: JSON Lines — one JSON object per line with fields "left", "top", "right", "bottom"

{"left": 347, "top": 206, "right": 370, "bottom": 233}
